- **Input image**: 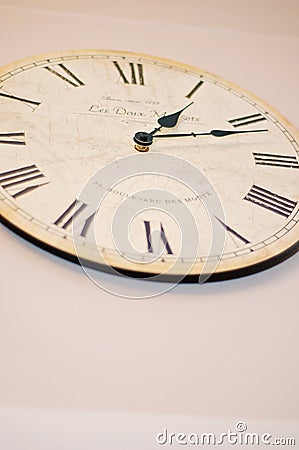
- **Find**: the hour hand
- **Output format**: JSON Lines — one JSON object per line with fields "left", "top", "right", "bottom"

{"left": 155, "top": 102, "right": 193, "bottom": 132}
{"left": 133, "top": 102, "right": 194, "bottom": 149}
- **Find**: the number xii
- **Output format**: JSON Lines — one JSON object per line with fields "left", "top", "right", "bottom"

{"left": 113, "top": 61, "right": 145, "bottom": 85}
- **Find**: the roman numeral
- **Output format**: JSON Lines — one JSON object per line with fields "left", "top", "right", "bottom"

{"left": 0, "top": 132, "right": 26, "bottom": 146}
{"left": 215, "top": 216, "right": 251, "bottom": 246}
{"left": 54, "top": 200, "right": 95, "bottom": 237}
{"left": 244, "top": 185, "right": 297, "bottom": 218}
{"left": 44, "top": 63, "right": 85, "bottom": 87}
{"left": 0, "top": 164, "right": 48, "bottom": 198}
{"left": 186, "top": 80, "right": 204, "bottom": 99}
{"left": 0, "top": 89, "right": 40, "bottom": 111}
{"left": 112, "top": 61, "right": 145, "bottom": 85}
{"left": 143, "top": 220, "right": 173, "bottom": 255}
{"left": 228, "top": 113, "right": 266, "bottom": 128}
{"left": 253, "top": 152, "right": 299, "bottom": 169}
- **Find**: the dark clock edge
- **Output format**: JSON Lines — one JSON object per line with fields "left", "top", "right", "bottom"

{"left": 1, "top": 215, "right": 298, "bottom": 284}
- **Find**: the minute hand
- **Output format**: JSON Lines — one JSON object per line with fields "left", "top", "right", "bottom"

{"left": 153, "top": 129, "right": 268, "bottom": 138}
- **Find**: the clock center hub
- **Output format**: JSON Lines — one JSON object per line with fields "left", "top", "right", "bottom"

{"left": 133, "top": 131, "right": 153, "bottom": 152}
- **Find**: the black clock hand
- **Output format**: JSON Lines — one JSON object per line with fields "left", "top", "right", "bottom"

{"left": 134, "top": 128, "right": 268, "bottom": 150}
{"left": 152, "top": 129, "right": 268, "bottom": 139}
{"left": 153, "top": 101, "right": 194, "bottom": 133}
{"left": 134, "top": 102, "right": 193, "bottom": 147}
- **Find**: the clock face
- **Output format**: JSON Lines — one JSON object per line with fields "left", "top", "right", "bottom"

{"left": 0, "top": 49, "right": 298, "bottom": 282}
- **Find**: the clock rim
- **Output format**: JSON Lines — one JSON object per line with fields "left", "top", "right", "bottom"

{"left": 0, "top": 48, "right": 298, "bottom": 283}
{"left": 1, "top": 214, "right": 298, "bottom": 282}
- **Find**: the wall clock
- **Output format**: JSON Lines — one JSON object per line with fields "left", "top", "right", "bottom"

{"left": 0, "top": 49, "right": 298, "bottom": 282}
